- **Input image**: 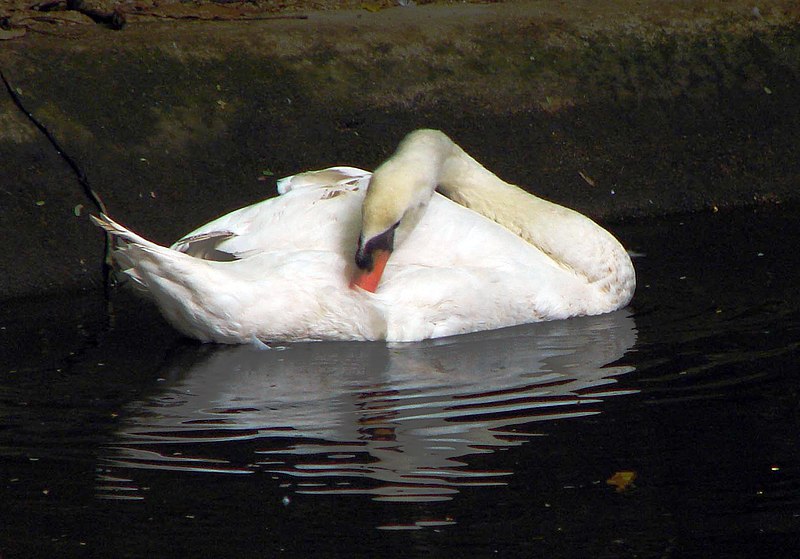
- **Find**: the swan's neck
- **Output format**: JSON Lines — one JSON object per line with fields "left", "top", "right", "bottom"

{"left": 361, "top": 129, "right": 634, "bottom": 302}
{"left": 430, "top": 132, "right": 634, "bottom": 293}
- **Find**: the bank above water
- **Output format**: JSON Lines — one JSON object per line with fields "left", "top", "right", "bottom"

{"left": 1, "top": 1, "right": 799, "bottom": 299}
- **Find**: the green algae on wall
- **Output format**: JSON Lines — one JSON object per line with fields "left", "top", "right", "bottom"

{"left": 0, "top": 1, "right": 799, "bottom": 299}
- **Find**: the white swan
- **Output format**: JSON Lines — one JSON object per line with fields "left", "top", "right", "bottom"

{"left": 92, "top": 129, "right": 635, "bottom": 343}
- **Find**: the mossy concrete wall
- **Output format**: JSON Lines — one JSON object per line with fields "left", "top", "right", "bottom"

{"left": 1, "top": 1, "right": 799, "bottom": 299}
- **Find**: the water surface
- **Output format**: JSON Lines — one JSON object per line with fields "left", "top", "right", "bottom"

{"left": 2, "top": 205, "right": 799, "bottom": 557}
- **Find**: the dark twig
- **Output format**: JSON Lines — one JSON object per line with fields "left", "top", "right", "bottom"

{"left": 0, "top": 67, "right": 113, "bottom": 284}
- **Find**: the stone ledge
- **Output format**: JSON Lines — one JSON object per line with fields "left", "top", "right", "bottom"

{"left": 1, "top": 1, "right": 798, "bottom": 299}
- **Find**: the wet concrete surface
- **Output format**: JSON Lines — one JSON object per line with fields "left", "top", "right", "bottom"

{"left": 1, "top": 1, "right": 799, "bottom": 299}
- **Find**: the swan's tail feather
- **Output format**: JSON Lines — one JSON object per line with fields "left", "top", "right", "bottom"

{"left": 91, "top": 213, "right": 160, "bottom": 252}
{"left": 90, "top": 213, "right": 178, "bottom": 289}
{"left": 91, "top": 214, "right": 239, "bottom": 342}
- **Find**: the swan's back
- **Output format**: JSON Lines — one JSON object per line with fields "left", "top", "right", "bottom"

{"left": 171, "top": 169, "right": 370, "bottom": 262}
{"left": 377, "top": 194, "right": 616, "bottom": 340}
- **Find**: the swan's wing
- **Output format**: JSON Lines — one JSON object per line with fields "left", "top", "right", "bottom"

{"left": 170, "top": 230, "right": 238, "bottom": 261}
{"left": 171, "top": 168, "right": 370, "bottom": 261}
{"left": 276, "top": 166, "right": 371, "bottom": 195}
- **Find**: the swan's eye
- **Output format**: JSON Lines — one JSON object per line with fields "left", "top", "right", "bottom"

{"left": 355, "top": 223, "right": 398, "bottom": 270}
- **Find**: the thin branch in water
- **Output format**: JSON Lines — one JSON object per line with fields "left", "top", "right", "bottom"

{"left": 0, "top": 67, "right": 112, "bottom": 284}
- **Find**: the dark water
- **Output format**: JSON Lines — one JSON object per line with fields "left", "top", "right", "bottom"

{"left": 2, "top": 205, "right": 799, "bottom": 558}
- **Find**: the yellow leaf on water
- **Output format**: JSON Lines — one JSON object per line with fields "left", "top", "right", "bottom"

{"left": 607, "top": 470, "right": 637, "bottom": 492}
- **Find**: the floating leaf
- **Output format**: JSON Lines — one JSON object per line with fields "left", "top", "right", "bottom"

{"left": 607, "top": 470, "right": 637, "bottom": 492}
{"left": 73, "top": 204, "right": 84, "bottom": 216}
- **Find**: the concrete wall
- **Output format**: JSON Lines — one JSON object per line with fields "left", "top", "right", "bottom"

{"left": 1, "top": 1, "right": 799, "bottom": 299}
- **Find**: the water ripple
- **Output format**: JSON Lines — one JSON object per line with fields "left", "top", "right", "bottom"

{"left": 99, "top": 310, "right": 637, "bottom": 503}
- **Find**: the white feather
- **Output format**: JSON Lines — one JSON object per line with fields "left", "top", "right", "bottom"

{"left": 92, "top": 130, "right": 635, "bottom": 343}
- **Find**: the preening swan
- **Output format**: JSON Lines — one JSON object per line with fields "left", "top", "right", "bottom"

{"left": 92, "top": 129, "right": 635, "bottom": 343}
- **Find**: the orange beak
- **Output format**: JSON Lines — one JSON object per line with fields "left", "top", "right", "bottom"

{"left": 350, "top": 248, "right": 391, "bottom": 293}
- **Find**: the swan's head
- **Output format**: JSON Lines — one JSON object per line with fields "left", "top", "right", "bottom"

{"left": 352, "top": 132, "right": 448, "bottom": 292}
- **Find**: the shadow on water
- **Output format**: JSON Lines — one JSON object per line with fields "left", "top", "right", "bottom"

{"left": 99, "top": 311, "right": 637, "bottom": 507}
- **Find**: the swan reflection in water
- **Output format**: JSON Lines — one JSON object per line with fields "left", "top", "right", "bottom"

{"left": 99, "top": 311, "right": 637, "bottom": 503}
